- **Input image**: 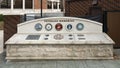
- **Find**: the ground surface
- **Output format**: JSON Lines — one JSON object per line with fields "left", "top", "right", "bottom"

{"left": 0, "top": 30, "right": 120, "bottom": 68}
{"left": 0, "top": 30, "right": 3, "bottom": 53}
{"left": 0, "top": 59, "right": 120, "bottom": 68}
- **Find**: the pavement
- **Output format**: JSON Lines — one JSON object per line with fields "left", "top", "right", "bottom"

{"left": 0, "top": 30, "right": 120, "bottom": 68}
{"left": 0, "top": 30, "right": 3, "bottom": 54}
{"left": 0, "top": 58, "right": 120, "bottom": 68}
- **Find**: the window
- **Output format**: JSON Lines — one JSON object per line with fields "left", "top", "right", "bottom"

{"left": 47, "top": 1, "right": 52, "bottom": 9}
{"left": 0, "top": 0, "right": 11, "bottom": 8}
{"left": 53, "top": 2, "right": 57, "bottom": 9}
{"left": 25, "top": 0, "right": 33, "bottom": 9}
{"left": 14, "top": 0, "right": 23, "bottom": 9}
{"left": 0, "top": 0, "right": 33, "bottom": 9}
{"left": 47, "top": 0, "right": 62, "bottom": 10}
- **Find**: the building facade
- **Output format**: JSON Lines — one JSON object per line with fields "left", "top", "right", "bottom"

{"left": 0, "top": 0, "right": 65, "bottom": 15}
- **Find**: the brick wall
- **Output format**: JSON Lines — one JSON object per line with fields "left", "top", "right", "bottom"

{"left": 65, "top": 0, "right": 120, "bottom": 16}
{"left": 34, "top": 0, "right": 47, "bottom": 9}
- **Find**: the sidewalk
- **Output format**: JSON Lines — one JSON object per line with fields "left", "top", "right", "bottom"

{"left": 0, "top": 30, "right": 3, "bottom": 54}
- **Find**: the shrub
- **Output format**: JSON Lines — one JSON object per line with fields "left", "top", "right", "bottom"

{"left": 0, "top": 14, "right": 3, "bottom": 21}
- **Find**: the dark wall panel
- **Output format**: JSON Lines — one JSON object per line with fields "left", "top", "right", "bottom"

{"left": 4, "top": 15, "right": 21, "bottom": 48}
{"left": 107, "top": 12, "right": 120, "bottom": 48}
{"left": 65, "top": 0, "right": 120, "bottom": 16}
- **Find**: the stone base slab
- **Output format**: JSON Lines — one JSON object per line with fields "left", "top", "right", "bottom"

{"left": 6, "top": 44, "right": 113, "bottom": 60}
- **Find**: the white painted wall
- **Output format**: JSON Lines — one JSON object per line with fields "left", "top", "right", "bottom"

{"left": 0, "top": 9, "right": 62, "bottom": 15}
{"left": 48, "top": 0, "right": 60, "bottom": 2}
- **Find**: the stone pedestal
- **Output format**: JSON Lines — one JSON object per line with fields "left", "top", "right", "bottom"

{"left": 6, "top": 44, "right": 113, "bottom": 60}
{"left": 5, "top": 17, "right": 114, "bottom": 60}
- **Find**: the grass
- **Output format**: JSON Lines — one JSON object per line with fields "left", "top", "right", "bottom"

{"left": 0, "top": 14, "right": 3, "bottom": 21}
{"left": 0, "top": 14, "right": 3, "bottom": 30}
{"left": 0, "top": 21, "right": 4, "bottom": 30}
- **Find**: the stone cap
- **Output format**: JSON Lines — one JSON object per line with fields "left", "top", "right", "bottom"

{"left": 5, "top": 33, "right": 115, "bottom": 45}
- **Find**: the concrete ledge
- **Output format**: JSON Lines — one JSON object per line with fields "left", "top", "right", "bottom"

{"left": 6, "top": 57, "right": 113, "bottom": 60}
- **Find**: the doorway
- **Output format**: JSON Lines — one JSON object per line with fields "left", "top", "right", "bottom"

{"left": 105, "top": 11, "right": 120, "bottom": 48}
